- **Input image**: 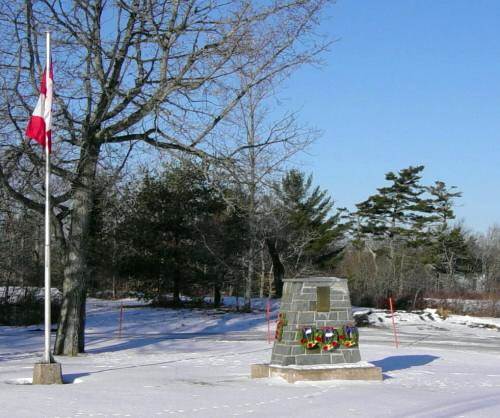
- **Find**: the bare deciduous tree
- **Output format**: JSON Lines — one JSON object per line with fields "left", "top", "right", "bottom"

{"left": 216, "top": 81, "right": 316, "bottom": 308}
{"left": 0, "top": 0, "right": 331, "bottom": 354}
{"left": 476, "top": 226, "right": 500, "bottom": 291}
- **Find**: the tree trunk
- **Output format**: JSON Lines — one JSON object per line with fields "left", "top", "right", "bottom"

{"left": 268, "top": 264, "right": 274, "bottom": 298}
{"left": 244, "top": 245, "right": 254, "bottom": 311}
{"left": 173, "top": 275, "right": 181, "bottom": 305}
{"left": 266, "top": 238, "right": 285, "bottom": 298}
{"left": 245, "top": 140, "right": 257, "bottom": 311}
{"left": 259, "top": 247, "right": 265, "bottom": 298}
{"left": 172, "top": 261, "right": 181, "bottom": 305}
{"left": 54, "top": 141, "right": 100, "bottom": 356}
{"left": 112, "top": 274, "right": 116, "bottom": 299}
{"left": 213, "top": 283, "right": 221, "bottom": 308}
{"left": 398, "top": 252, "right": 405, "bottom": 296}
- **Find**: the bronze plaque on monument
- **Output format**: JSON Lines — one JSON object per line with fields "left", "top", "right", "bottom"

{"left": 316, "top": 286, "right": 330, "bottom": 312}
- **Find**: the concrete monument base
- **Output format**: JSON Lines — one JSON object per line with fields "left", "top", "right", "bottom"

{"left": 251, "top": 362, "right": 382, "bottom": 383}
{"left": 33, "top": 362, "right": 63, "bottom": 385}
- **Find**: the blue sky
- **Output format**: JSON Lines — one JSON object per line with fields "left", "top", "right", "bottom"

{"left": 282, "top": 0, "right": 500, "bottom": 232}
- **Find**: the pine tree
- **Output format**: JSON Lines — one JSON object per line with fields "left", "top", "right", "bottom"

{"left": 350, "top": 165, "right": 469, "bottom": 302}
{"left": 352, "top": 166, "right": 453, "bottom": 299}
{"left": 117, "top": 162, "right": 224, "bottom": 304}
{"left": 427, "top": 181, "right": 462, "bottom": 227}
{"left": 266, "top": 170, "right": 346, "bottom": 296}
{"left": 433, "top": 226, "right": 477, "bottom": 291}
{"left": 354, "top": 165, "right": 433, "bottom": 242}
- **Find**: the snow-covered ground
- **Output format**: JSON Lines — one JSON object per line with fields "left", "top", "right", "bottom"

{"left": 425, "top": 297, "right": 500, "bottom": 315}
{"left": 0, "top": 287, "right": 62, "bottom": 304}
{"left": 1, "top": 298, "right": 500, "bottom": 417}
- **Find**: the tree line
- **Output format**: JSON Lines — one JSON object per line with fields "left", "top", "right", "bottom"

{"left": 2, "top": 162, "right": 499, "bottom": 313}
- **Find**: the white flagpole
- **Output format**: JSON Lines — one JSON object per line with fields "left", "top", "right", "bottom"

{"left": 43, "top": 31, "right": 52, "bottom": 364}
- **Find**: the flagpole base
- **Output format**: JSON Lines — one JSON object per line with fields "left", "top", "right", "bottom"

{"left": 33, "top": 362, "right": 63, "bottom": 385}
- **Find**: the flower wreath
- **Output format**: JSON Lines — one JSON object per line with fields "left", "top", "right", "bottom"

{"left": 320, "top": 327, "right": 339, "bottom": 352}
{"left": 300, "top": 325, "right": 359, "bottom": 350}
{"left": 341, "top": 325, "right": 359, "bottom": 348}
{"left": 300, "top": 326, "right": 324, "bottom": 349}
{"left": 275, "top": 313, "right": 287, "bottom": 342}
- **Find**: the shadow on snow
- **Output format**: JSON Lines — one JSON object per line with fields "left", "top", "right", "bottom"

{"left": 85, "top": 313, "right": 268, "bottom": 354}
{"left": 372, "top": 354, "right": 439, "bottom": 373}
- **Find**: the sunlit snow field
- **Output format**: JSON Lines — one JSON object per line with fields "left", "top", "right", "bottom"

{"left": 1, "top": 298, "right": 500, "bottom": 417}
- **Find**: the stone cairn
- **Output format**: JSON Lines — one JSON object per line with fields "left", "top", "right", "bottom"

{"left": 270, "top": 277, "right": 361, "bottom": 367}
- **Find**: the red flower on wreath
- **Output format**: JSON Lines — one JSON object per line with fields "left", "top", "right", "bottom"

{"left": 323, "top": 346, "right": 329, "bottom": 351}
{"left": 300, "top": 338, "right": 307, "bottom": 344}
{"left": 339, "top": 335, "right": 345, "bottom": 340}
{"left": 333, "top": 342, "right": 338, "bottom": 347}
{"left": 307, "top": 343, "right": 314, "bottom": 348}
{"left": 315, "top": 337, "right": 322, "bottom": 342}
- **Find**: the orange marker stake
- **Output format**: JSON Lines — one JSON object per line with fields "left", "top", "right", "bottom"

{"left": 389, "top": 297, "right": 399, "bottom": 348}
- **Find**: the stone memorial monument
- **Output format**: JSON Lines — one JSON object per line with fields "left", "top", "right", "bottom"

{"left": 251, "top": 277, "right": 382, "bottom": 383}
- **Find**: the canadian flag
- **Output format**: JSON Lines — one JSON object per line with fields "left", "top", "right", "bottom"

{"left": 26, "top": 64, "right": 53, "bottom": 152}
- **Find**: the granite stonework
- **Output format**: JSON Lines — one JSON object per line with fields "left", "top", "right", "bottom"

{"left": 252, "top": 277, "right": 382, "bottom": 382}
{"left": 270, "top": 277, "right": 361, "bottom": 367}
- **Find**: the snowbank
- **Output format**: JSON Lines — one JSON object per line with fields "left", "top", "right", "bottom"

{"left": 0, "top": 286, "right": 62, "bottom": 304}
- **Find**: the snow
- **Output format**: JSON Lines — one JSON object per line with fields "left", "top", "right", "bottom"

{"left": 0, "top": 287, "right": 62, "bottom": 304}
{"left": 1, "top": 298, "right": 500, "bottom": 417}
{"left": 425, "top": 297, "right": 500, "bottom": 314}
{"left": 353, "top": 306, "right": 500, "bottom": 331}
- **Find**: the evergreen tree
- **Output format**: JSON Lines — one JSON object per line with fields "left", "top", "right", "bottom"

{"left": 117, "top": 162, "right": 223, "bottom": 304}
{"left": 266, "top": 170, "right": 346, "bottom": 296}
{"left": 349, "top": 165, "right": 469, "bottom": 302}
{"left": 433, "top": 226, "right": 478, "bottom": 290}
{"left": 194, "top": 188, "right": 250, "bottom": 307}
{"left": 427, "top": 181, "right": 462, "bottom": 227}
{"left": 425, "top": 181, "right": 468, "bottom": 288}
{"left": 354, "top": 165, "right": 433, "bottom": 242}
